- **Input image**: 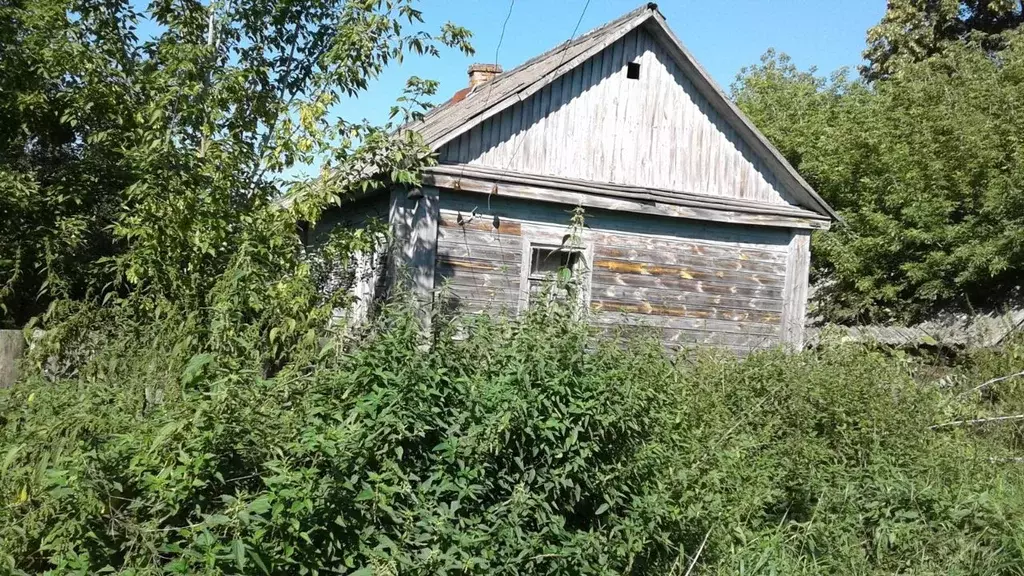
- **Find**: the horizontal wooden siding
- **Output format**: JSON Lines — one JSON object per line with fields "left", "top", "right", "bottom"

{"left": 434, "top": 191, "right": 790, "bottom": 353}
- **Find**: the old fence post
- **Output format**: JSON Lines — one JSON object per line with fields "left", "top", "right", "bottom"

{"left": 0, "top": 329, "right": 27, "bottom": 388}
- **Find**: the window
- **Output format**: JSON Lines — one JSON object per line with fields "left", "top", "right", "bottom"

{"left": 529, "top": 246, "right": 580, "bottom": 279}
{"left": 522, "top": 243, "right": 590, "bottom": 309}
{"left": 626, "top": 61, "right": 641, "bottom": 80}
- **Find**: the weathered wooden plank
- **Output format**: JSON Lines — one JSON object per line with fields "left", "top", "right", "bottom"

{"left": 468, "top": 122, "right": 482, "bottom": 162}
{"left": 435, "top": 255, "right": 510, "bottom": 274}
{"left": 427, "top": 164, "right": 827, "bottom": 223}
{"left": 598, "top": 324, "right": 779, "bottom": 350}
{"left": 595, "top": 245, "right": 786, "bottom": 275}
{"left": 0, "top": 330, "right": 26, "bottom": 389}
{"left": 435, "top": 264, "right": 519, "bottom": 287}
{"left": 590, "top": 311, "right": 781, "bottom": 338}
{"left": 389, "top": 186, "right": 439, "bottom": 303}
{"left": 590, "top": 298, "right": 780, "bottom": 324}
{"left": 780, "top": 229, "right": 811, "bottom": 347}
{"left": 591, "top": 284, "right": 783, "bottom": 313}
{"left": 438, "top": 296, "right": 519, "bottom": 315}
{"left": 438, "top": 213, "right": 522, "bottom": 236}
{"left": 436, "top": 242, "right": 523, "bottom": 264}
{"left": 426, "top": 171, "right": 828, "bottom": 230}
{"left": 436, "top": 259, "right": 520, "bottom": 283}
{"left": 588, "top": 230, "right": 787, "bottom": 261}
{"left": 437, "top": 227, "right": 522, "bottom": 248}
{"left": 590, "top": 311, "right": 705, "bottom": 330}
{"left": 436, "top": 280, "right": 519, "bottom": 301}
{"left": 436, "top": 283, "right": 519, "bottom": 302}
{"left": 592, "top": 259, "right": 784, "bottom": 288}
{"left": 704, "top": 317, "right": 781, "bottom": 336}
{"left": 439, "top": 189, "right": 798, "bottom": 248}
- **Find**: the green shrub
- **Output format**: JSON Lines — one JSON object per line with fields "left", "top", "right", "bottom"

{"left": 734, "top": 33, "right": 1024, "bottom": 323}
{"left": 2, "top": 303, "right": 1023, "bottom": 574}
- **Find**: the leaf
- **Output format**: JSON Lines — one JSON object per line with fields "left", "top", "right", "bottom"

{"left": 181, "top": 354, "right": 214, "bottom": 386}
{"left": 595, "top": 503, "right": 609, "bottom": 515}
{"left": 232, "top": 539, "right": 246, "bottom": 569}
{"left": 149, "top": 421, "right": 182, "bottom": 453}
{"left": 248, "top": 549, "right": 270, "bottom": 575}
{"left": 2, "top": 444, "right": 23, "bottom": 472}
{"left": 247, "top": 496, "right": 272, "bottom": 514}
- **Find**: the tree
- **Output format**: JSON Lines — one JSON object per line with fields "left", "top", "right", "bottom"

{"left": 0, "top": 0, "right": 472, "bottom": 326}
{"left": 0, "top": 0, "right": 139, "bottom": 326}
{"left": 864, "top": 0, "right": 1024, "bottom": 80}
{"left": 734, "top": 35, "right": 1024, "bottom": 323}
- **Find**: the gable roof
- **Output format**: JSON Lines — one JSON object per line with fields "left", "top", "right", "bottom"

{"left": 406, "top": 3, "right": 838, "bottom": 221}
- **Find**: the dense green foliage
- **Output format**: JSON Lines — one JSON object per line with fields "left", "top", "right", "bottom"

{"left": 863, "top": 0, "right": 1023, "bottom": 80}
{"left": 2, "top": 300, "right": 1024, "bottom": 574}
{"left": 734, "top": 28, "right": 1024, "bottom": 323}
{"left": 4, "top": 1, "right": 1024, "bottom": 573}
{"left": 0, "top": 0, "right": 471, "bottom": 327}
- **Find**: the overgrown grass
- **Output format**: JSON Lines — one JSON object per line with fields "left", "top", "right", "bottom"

{"left": 2, "top": 301, "right": 1024, "bottom": 574}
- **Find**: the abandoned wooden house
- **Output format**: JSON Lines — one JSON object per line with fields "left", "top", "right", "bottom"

{"left": 320, "top": 3, "right": 838, "bottom": 354}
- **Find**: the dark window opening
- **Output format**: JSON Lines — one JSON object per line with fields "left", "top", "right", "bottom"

{"left": 529, "top": 247, "right": 580, "bottom": 278}
{"left": 626, "top": 61, "right": 641, "bottom": 80}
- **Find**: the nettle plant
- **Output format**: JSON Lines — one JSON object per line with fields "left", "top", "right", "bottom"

{"left": 4, "top": 299, "right": 1024, "bottom": 574}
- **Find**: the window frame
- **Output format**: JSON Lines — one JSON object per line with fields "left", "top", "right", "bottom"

{"left": 517, "top": 224, "right": 593, "bottom": 313}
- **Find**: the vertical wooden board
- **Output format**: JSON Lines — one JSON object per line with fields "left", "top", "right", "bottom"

{"left": 387, "top": 186, "right": 441, "bottom": 309}
{"left": 499, "top": 100, "right": 513, "bottom": 148}
{"left": 579, "top": 55, "right": 600, "bottom": 182}
{"left": 780, "top": 229, "right": 811, "bottom": 348}
{"left": 457, "top": 124, "right": 470, "bottom": 163}
{"left": 559, "top": 67, "right": 577, "bottom": 177}
{"left": 638, "top": 34, "right": 660, "bottom": 187}
{"left": 0, "top": 330, "right": 26, "bottom": 389}
{"left": 547, "top": 73, "right": 565, "bottom": 178}
{"left": 501, "top": 98, "right": 518, "bottom": 168}
{"left": 617, "top": 30, "right": 642, "bottom": 185}
{"left": 446, "top": 30, "right": 805, "bottom": 209}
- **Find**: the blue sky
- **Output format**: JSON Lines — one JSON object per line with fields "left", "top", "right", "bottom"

{"left": 340, "top": 0, "right": 886, "bottom": 127}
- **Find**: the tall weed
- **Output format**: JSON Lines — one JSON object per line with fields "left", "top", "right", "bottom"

{"left": 1, "top": 302, "right": 1023, "bottom": 574}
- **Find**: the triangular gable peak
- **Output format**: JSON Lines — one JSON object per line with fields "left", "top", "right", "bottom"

{"left": 409, "top": 4, "right": 837, "bottom": 221}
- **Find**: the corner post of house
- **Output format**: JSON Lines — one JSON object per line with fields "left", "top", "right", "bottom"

{"left": 388, "top": 185, "right": 439, "bottom": 312}
{"left": 780, "top": 228, "right": 811, "bottom": 350}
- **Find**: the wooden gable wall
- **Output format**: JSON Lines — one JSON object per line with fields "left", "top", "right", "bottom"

{"left": 438, "top": 28, "right": 800, "bottom": 207}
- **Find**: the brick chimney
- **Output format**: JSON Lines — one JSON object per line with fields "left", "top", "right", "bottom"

{"left": 468, "top": 63, "right": 503, "bottom": 88}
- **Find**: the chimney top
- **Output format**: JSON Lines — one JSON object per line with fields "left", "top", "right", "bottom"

{"left": 468, "top": 63, "right": 503, "bottom": 89}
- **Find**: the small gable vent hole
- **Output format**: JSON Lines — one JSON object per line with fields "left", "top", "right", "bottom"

{"left": 626, "top": 61, "right": 641, "bottom": 80}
